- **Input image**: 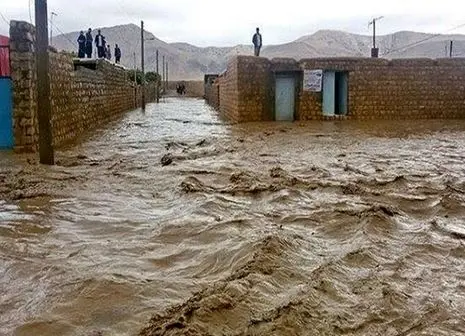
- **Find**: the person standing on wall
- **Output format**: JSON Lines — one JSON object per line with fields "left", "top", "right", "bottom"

{"left": 77, "top": 31, "right": 86, "bottom": 58}
{"left": 106, "top": 44, "right": 112, "bottom": 61}
{"left": 252, "top": 27, "right": 263, "bottom": 57}
{"left": 95, "top": 29, "right": 106, "bottom": 58}
{"left": 115, "top": 44, "right": 121, "bottom": 64}
{"left": 85, "top": 28, "right": 93, "bottom": 58}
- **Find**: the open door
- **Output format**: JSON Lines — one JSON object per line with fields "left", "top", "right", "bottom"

{"left": 336, "top": 72, "right": 348, "bottom": 115}
{"left": 323, "top": 71, "right": 348, "bottom": 116}
{"left": 323, "top": 71, "right": 335, "bottom": 116}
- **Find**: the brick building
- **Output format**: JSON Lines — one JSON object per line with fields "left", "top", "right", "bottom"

{"left": 205, "top": 55, "right": 465, "bottom": 122}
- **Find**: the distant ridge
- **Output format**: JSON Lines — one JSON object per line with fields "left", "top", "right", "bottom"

{"left": 53, "top": 26, "right": 465, "bottom": 80}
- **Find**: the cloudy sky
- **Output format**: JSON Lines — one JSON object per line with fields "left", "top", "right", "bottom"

{"left": 1, "top": 0, "right": 465, "bottom": 46}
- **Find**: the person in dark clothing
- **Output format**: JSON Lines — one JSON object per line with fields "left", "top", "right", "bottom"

{"left": 114, "top": 44, "right": 121, "bottom": 64}
{"left": 77, "top": 31, "right": 86, "bottom": 58}
{"left": 252, "top": 27, "right": 262, "bottom": 57}
{"left": 106, "top": 44, "right": 112, "bottom": 60}
{"left": 85, "top": 28, "right": 93, "bottom": 58}
{"left": 95, "top": 29, "right": 106, "bottom": 58}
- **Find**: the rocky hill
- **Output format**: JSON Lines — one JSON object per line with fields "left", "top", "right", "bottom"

{"left": 53, "top": 25, "right": 465, "bottom": 80}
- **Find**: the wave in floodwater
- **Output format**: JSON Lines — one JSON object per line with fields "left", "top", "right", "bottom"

{"left": 1, "top": 98, "right": 465, "bottom": 336}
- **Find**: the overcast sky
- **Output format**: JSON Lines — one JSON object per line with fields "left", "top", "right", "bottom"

{"left": 1, "top": 0, "right": 465, "bottom": 46}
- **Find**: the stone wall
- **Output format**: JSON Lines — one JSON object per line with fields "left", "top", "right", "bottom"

{"left": 9, "top": 21, "right": 38, "bottom": 151}
{"left": 10, "top": 20, "right": 155, "bottom": 152}
{"left": 218, "top": 57, "right": 240, "bottom": 122}
{"left": 236, "top": 56, "right": 273, "bottom": 122}
{"left": 208, "top": 55, "right": 465, "bottom": 122}
{"left": 299, "top": 57, "right": 465, "bottom": 120}
{"left": 204, "top": 74, "right": 219, "bottom": 108}
{"left": 205, "top": 80, "right": 219, "bottom": 110}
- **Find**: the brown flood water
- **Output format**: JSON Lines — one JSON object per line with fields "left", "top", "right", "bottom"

{"left": 1, "top": 98, "right": 465, "bottom": 336}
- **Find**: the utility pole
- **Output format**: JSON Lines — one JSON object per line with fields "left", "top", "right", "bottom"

{"left": 133, "top": 51, "right": 137, "bottom": 108}
{"left": 166, "top": 62, "right": 169, "bottom": 92}
{"left": 156, "top": 49, "right": 159, "bottom": 103}
{"left": 162, "top": 55, "right": 165, "bottom": 95}
{"left": 450, "top": 40, "right": 453, "bottom": 58}
{"left": 35, "top": 0, "right": 55, "bottom": 165}
{"left": 35, "top": 0, "right": 54, "bottom": 165}
{"left": 140, "top": 20, "right": 146, "bottom": 110}
{"left": 368, "top": 16, "right": 384, "bottom": 58}
{"left": 49, "top": 11, "right": 57, "bottom": 46}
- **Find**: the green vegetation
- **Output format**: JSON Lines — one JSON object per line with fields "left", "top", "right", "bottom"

{"left": 127, "top": 70, "right": 160, "bottom": 85}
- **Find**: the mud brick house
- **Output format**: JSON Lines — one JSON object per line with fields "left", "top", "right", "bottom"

{"left": 205, "top": 56, "right": 465, "bottom": 122}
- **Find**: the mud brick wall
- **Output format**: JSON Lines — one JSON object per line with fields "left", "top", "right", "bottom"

{"left": 204, "top": 74, "right": 218, "bottom": 106}
{"left": 50, "top": 55, "right": 137, "bottom": 146}
{"left": 299, "top": 57, "right": 465, "bottom": 120}
{"left": 205, "top": 81, "right": 220, "bottom": 109}
{"left": 9, "top": 21, "right": 38, "bottom": 152}
{"left": 10, "top": 20, "right": 154, "bottom": 152}
{"left": 212, "top": 55, "right": 465, "bottom": 123}
{"left": 218, "top": 57, "right": 240, "bottom": 122}
{"left": 236, "top": 56, "right": 273, "bottom": 122}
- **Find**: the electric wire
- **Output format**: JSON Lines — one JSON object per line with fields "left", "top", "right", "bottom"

{"left": 382, "top": 22, "right": 465, "bottom": 56}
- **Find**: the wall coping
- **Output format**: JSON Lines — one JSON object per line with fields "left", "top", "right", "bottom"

{"left": 229, "top": 55, "right": 465, "bottom": 69}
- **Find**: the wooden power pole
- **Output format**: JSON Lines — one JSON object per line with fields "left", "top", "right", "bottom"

{"left": 162, "top": 55, "right": 165, "bottom": 95}
{"left": 166, "top": 62, "right": 169, "bottom": 92}
{"left": 156, "top": 49, "right": 159, "bottom": 103}
{"left": 140, "top": 20, "right": 146, "bottom": 110}
{"left": 35, "top": 0, "right": 54, "bottom": 165}
{"left": 133, "top": 51, "right": 137, "bottom": 108}
{"left": 368, "top": 16, "right": 383, "bottom": 58}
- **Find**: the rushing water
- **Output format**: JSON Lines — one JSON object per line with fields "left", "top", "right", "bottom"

{"left": 1, "top": 98, "right": 465, "bottom": 336}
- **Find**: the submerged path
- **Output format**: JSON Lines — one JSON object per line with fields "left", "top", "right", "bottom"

{"left": 1, "top": 98, "right": 465, "bottom": 336}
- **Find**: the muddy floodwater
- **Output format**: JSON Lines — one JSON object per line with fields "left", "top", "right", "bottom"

{"left": 1, "top": 98, "right": 465, "bottom": 336}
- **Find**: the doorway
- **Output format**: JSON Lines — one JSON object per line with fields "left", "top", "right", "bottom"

{"left": 323, "top": 71, "right": 348, "bottom": 116}
{"left": 275, "top": 74, "right": 296, "bottom": 121}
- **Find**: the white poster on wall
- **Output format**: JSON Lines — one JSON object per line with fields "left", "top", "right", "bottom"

{"left": 303, "top": 69, "right": 323, "bottom": 92}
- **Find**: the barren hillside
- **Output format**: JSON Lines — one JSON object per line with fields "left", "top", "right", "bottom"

{"left": 53, "top": 25, "right": 465, "bottom": 80}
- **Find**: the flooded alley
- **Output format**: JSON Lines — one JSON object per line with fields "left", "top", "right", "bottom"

{"left": 1, "top": 98, "right": 465, "bottom": 336}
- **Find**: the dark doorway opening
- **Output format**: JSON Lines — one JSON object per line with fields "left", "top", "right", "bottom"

{"left": 323, "top": 71, "right": 348, "bottom": 116}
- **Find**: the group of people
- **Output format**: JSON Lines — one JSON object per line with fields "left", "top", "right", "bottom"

{"left": 176, "top": 83, "right": 187, "bottom": 95}
{"left": 76, "top": 26, "right": 262, "bottom": 63}
{"left": 77, "top": 29, "right": 122, "bottom": 63}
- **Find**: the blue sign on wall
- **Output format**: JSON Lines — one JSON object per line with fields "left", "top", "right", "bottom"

{"left": 0, "top": 78, "right": 13, "bottom": 149}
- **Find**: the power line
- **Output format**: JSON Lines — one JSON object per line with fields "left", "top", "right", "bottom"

{"left": 382, "top": 22, "right": 465, "bottom": 56}
{"left": 0, "top": 11, "right": 10, "bottom": 27}
{"left": 28, "top": 0, "right": 33, "bottom": 23}
{"left": 50, "top": 20, "right": 75, "bottom": 49}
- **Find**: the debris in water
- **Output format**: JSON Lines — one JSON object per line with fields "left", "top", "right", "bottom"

{"left": 161, "top": 154, "right": 174, "bottom": 166}
{"left": 196, "top": 139, "right": 207, "bottom": 146}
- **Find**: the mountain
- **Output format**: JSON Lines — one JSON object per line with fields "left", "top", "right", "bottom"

{"left": 53, "top": 25, "right": 465, "bottom": 80}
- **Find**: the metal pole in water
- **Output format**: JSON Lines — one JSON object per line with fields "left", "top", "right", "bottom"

{"left": 35, "top": 0, "right": 54, "bottom": 164}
